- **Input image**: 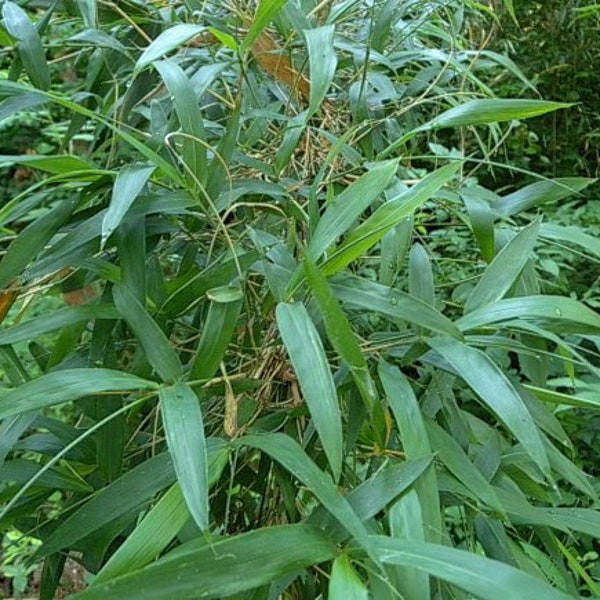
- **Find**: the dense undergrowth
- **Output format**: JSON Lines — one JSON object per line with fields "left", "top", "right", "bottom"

{"left": 1, "top": 0, "right": 600, "bottom": 598}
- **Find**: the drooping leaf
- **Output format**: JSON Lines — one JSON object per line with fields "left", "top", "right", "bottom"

{"left": 135, "top": 24, "right": 205, "bottom": 71}
{"left": 113, "top": 283, "right": 183, "bottom": 383}
{"left": 276, "top": 302, "right": 343, "bottom": 480}
{"left": 159, "top": 382, "right": 209, "bottom": 531}
{"left": 370, "top": 536, "right": 573, "bottom": 600}
{"left": 304, "top": 25, "right": 337, "bottom": 116}
{"left": 427, "top": 337, "right": 550, "bottom": 477}
{"left": 0, "top": 369, "right": 157, "bottom": 420}
{"left": 73, "top": 525, "right": 335, "bottom": 599}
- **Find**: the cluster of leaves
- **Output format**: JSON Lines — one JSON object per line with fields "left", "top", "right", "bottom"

{"left": 1, "top": 0, "right": 600, "bottom": 598}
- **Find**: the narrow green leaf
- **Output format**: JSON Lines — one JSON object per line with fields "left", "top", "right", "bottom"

{"left": 0, "top": 154, "right": 94, "bottom": 174}
{"left": 276, "top": 302, "right": 343, "bottom": 480}
{"left": 428, "top": 99, "right": 573, "bottom": 129}
{"left": 465, "top": 219, "right": 540, "bottom": 313}
{"left": 102, "top": 165, "right": 155, "bottom": 247}
{"left": 495, "top": 177, "right": 595, "bottom": 217}
{"left": 331, "top": 275, "right": 462, "bottom": 339}
{"left": 321, "top": 162, "right": 458, "bottom": 276}
{"left": 188, "top": 287, "right": 243, "bottom": 380}
{"left": 93, "top": 439, "right": 228, "bottom": 584}
{"left": 154, "top": 60, "right": 206, "bottom": 187}
{"left": 240, "top": 0, "right": 288, "bottom": 53}
{"left": 113, "top": 283, "right": 183, "bottom": 383}
{"left": 76, "top": 0, "right": 97, "bottom": 28}
{"left": 457, "top": 296, "right": 600, "bottom": 334}
{"left": 135, "top": 24, "right": 205, "bottom": 71}
{"left": 427, "top": 337, "right": 550, "bottom": 477}
{"left": 306, "top": 160, "right": 398, "bottom": 263}
{"left": 0, "top": 369, "right": 157, "bottom": 420}
{"left": 304, "top": 25, "right": 337, "bottom": 116}
{"left": 307, "top": 456, "right": 433, "bottom": 542}
{"left": 2, "top": 1, "right": 50, "bottom": 89}
{"left": 239, "top": 433, "right": 371, "bottom": 551}
{"left": 73, "top": 525, "right": 335, "bottom": 600}
{"left": 370, "top": 536, "right": 573, "bottom": 600}
{"left": 425, "top": 420, "right": 505, "bottom": 516}
{"left": 540, "top": 223, "right": 600, "bottom": 261}
{"left": 159, "top": 382, "right": 209, "bottom": 531}
{"left": 388, "top": 491, "right": 429, "bottom": 600}
{"left": 461, "top": 186, "right": 495, "bottom": 262}
{"left": 38, "top": 453, "right": 176, "bottom": 558}
{"left": 408, "top": 243, "right": 434, "bottom": 306}
{"left": 329, "top": 555, "right": 368, "bottom": 600}
{"left": 0, "top": 198, "right": 77, "bottom": 289}
{"left": 378, "top": 362, "right": 441, "bottom": 543}
{"left": 0, "top": 305, "right": 118, "bottom": 345}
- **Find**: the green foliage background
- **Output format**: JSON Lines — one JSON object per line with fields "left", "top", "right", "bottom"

{"left": 0, "top": 0, "right": 600, "bottom": 598}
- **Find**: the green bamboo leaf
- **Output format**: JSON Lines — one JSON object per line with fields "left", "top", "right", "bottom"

{"left": 428, "top": 99, "right": 573, "bottom": 129}
{"left": 0, "top": 369, "right": 157, "bottom": 420}
{"left": 306, "top": 160, "right": 398, "bottom": 263}
{"left": 304, "top": 257, "right": 376, "bottom": 409}
{"left": 370, "top": 536, "right": 573, "bottom": 600}
{"left": 73, "top": 524, "right": 335, "bottom": 600}
{"left": 524, "top": 384, "right": 600, "bottom": 410}
{"left": 540, "top": 223, "right": 600, "bottom": 261}
{"left": 0, "top": 198, "right": 77, "bottom": 289}
{"left": 378, "top": 362, "right": 441, "bottom": 543}
{"left": 76, "top": 0, "right": 97, "bottom": 29}
{"left": 0, "top": 305, "right": 118, "bottom": 345}
{"left": 331, "top": 275, "right": 462, "bottom": 339}
{"left": 304, "top": 25, "right": 337, "bottom": 116}
{"left": 495, "top": 177, "right": 595, "bottom": 217}
{"left": 457, "top": 296, "right": 600, "bottom": 334}
{"left": 425, "top": 420, "right": 505, "bottom": 516}
{"left": 38, "top": 453, "right": 176, "bottom": 558}
{"left": 135, "top": 24, "right": 205, "bottom": 71}
{"left": 113, "top": 283, "right": 183, "bottom": 383}
{"left": 427, "top": 337, "right": 550, "bottom": 477}
{"left": 0, "top": 459, "right": 92, "bottom": 493}
{"left": 239, "top": 433, "right": 371, "bottom": 551}
{"left": 93, "top": 440, "right": 227, "bottom": 584}
{"left": 461, "top": 186, "right": 496, "bottom": 262}
{"left": 465, "top": 219, "right": 540, "bottom": 313}
{"left": 240, "top": 0, "right": 288, "bottom": 53}
{"left": 307, "top": 456, "right": 433, "bottom": 542}
{"left": 0, "top": 154, "right": 94, "bottom": 174}
{"left": 159, "top": 382, "right": 209, "bottom": 531}
{"left": 276, "top": 302, "right": 343, "bottom": 480}
{"left": 102, "top": 165, "right": 155, "bottom": 247}
{"left": 2, "top": 1, "right": 50, "bottom": 89}
{"left": 329, "top": 555, "right": 368, "bottom": 600}
{"left": 188, "top": 287, "right": 243, "bottom": 380}
{"left": 321, "top": 162, "right": 459, "bottom": 276}
{"left": 409, "top": 243, "right": 434, "bottom": 306}
{"left": 153, "top": 60, "right": 206, "bottom": 187}
{"left": 388, "top": 491, "right": 429, "bottom": 600}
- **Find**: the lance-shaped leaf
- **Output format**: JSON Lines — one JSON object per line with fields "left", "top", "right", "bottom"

{"left": 113, "top": 283, "right": 183, "bottom": 383}
{"left": 2, "top": 1, "right": 50, "bottom": 89}
{"left": 72, "top": 524, "right": 335, "bottom": 600}
{"left": 321, "top": 162, "right": 459, "bottom": 276}
{"left": 304, "top": 258, "right": 375, "bottom": 409}
{"left": 495, "top": 177, "right": 595, "bottom": 217}
{"left": 135, "top": 24, "right": 205, "bottom": 71}
{"left": 0, "top": 369, "right": 157, "bottom": 420}
{"left": 102, "top": 165, "right": 155, "bottom": 247}
{"left": 427, "top": 336, "right": 550, "bottom": 477}
{"left": 306, "top": 160, "right": 398, "bottom": 263}
{"left": 276, "top": 302, "right": 343, "bottom": 480}
{"left": 465, "top": 219, "right": 540, "bottom": 313}
{"left": 329, "top": 554, "right": 368, "bottom": 600}
{"left": 369, "top": 536, "right": 573, "bottom": 600}
{"left": 240, "top": 0, "right": 288, "bottom": 53}
{"left": 304, "top": 25, "right": 337, "bottom": 116}
{"left": 159, "top": 382, "right": 209, "bottom": 531}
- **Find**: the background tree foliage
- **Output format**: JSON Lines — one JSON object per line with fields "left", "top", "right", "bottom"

{"left": 0, "top": 0, "right": 600, "bottom": 598}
